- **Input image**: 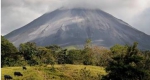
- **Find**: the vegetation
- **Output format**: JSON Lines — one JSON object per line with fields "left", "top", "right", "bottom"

{"left": 1, "top": 65, "right": 106, "bottom": 80}
{"left": 1, "top": 36, "right": 18, "bottom": 67}
{"left": 1, "top": 36, "right": 150, "bottom": 80}
{"left": 102, "top": 42, "right": 150, "bottom": 80}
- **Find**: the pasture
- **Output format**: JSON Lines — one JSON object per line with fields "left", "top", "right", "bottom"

{"left": 1, "top": 64, "right": 106, "bottom": 80}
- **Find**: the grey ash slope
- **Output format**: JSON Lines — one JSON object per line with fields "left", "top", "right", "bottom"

{"left": 5, "top": 8, "right": 150, "bottom": 49}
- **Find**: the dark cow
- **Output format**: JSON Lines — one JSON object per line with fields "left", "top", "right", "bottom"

{"left": 4, "top": 75, "right": 13, "bottom": 80}
{"left": 14, "top": 72, "right": 23, "bottom": 76}
{"left": 22, "top": 66, "right": 27, "bottom": 70}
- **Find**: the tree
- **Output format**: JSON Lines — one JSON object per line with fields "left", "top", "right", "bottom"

{"left": 142, "top": 50, "right": 150, "bottom": 79}
{"left": 82, "top": 48, "right": 94, "bottom": 65}
{"left": 45, "top": 45, "right": 62, "bottom": 61}
{"left": 1, "top": 36, "right": 18, "bottom": 67}
{"left": 19, "top": 42, "right": 38, "bottom": 66}
{"left": 92, "top": 46, "right": 111, "bottom": 66}
{"left": 37, "top": 47, "right": 55, "bottom": 67}
{"left": 57, "top": 49, "right": 68, "bottom": 64}
{"left": 110, "top": 44, "right": 128, "bottom": 56}
{"left": 82, "top": 39, "right": 94, "bottom": 65}
{"left": 1, "top": 36, "right": 18, "bottom": 55}
{"left": 102, "top": 42, "right": 150, "bottom": 80}
{"left": 84, "top": 39, "right": 92, "bottom": 49}
{"left": 67, "top": 49, "right": 83, "bottom": 64}
{"left": 45, "top": 45, "right": 61, "bottom": 51}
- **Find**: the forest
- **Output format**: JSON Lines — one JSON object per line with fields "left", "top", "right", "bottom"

{"left": 1, "top": 36, "right": 150, "bottom": 80}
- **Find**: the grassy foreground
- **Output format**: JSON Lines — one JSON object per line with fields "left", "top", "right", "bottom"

{"left": 1, "top": 64, "right": 106, "bottom": 80}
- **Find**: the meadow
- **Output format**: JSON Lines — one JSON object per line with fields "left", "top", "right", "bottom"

{"left": 1, "top": 64, "right": 106, "bottom": 80}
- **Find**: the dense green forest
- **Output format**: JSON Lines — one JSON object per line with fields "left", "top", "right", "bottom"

{"left": 1, "top": 36, "right": 150, "bottom": 80}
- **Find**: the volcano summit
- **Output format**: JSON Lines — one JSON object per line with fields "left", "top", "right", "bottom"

{"left": 5, "top": 8, "right": 150, "bottom": 49}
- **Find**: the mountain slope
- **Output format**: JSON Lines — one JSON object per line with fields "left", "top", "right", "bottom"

{"left": 5, "top": 8, "right": 150, "bottom": 49}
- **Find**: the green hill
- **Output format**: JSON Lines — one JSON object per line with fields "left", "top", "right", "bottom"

{"left": 1, "top": 64, "right": 106, "bottom": 80}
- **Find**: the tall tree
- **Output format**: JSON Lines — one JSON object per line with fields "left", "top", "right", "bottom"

{"left": 82, "top": 39, "right": 94, "bottom": 65}
{"left": 1, "top": 36, "right": 18, "bottom": 67}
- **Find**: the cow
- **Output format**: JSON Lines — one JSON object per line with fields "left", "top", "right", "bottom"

{"left": 22, "top": 66, "right": 27, "bottom": 70}
{"left": 14, "top": 72, "right": 23, "bottom": 76}
{"left": 4, "top": 75, "right": 13, "bottom": 80}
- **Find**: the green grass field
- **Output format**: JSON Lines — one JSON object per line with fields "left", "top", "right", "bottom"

{"left": 1, "top": 64, "right": 106, "bottom": 80}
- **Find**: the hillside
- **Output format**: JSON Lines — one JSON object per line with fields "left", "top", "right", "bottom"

{"left": 1, "top": 64, "right": 106, "bottom": 80}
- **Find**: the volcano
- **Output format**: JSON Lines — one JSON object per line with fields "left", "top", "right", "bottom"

{"left": 5, "top": 8, "right": 150, "bottom": 49}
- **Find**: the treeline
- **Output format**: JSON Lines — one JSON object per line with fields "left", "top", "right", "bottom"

{"left": 1, "top": 37, "right": 110, "bottom": 67}
{"left": 1, "top": 36, "right": 150, "bottom": 80}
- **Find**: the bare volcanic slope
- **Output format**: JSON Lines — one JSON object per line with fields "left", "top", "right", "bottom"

{"left": 5, "top": 8, "right": 150, "bottom": 49}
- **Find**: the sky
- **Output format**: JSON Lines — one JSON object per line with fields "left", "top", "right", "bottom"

{"left": 1, "top": 0, "right": 150, "bottom": 35}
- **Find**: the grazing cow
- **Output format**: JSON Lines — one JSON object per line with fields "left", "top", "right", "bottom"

{"left": 14, "top": 72, "right": 23, "bottom": 76}
{"left": 4, "top": 75, "right": 13, "bottom": 80}
{"left": 22, "top": 66, "right": 27, "bottom": 70}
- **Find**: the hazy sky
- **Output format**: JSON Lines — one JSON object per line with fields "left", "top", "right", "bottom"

{"left": 1, "top": 0, "right": 150, "bottom": 35}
